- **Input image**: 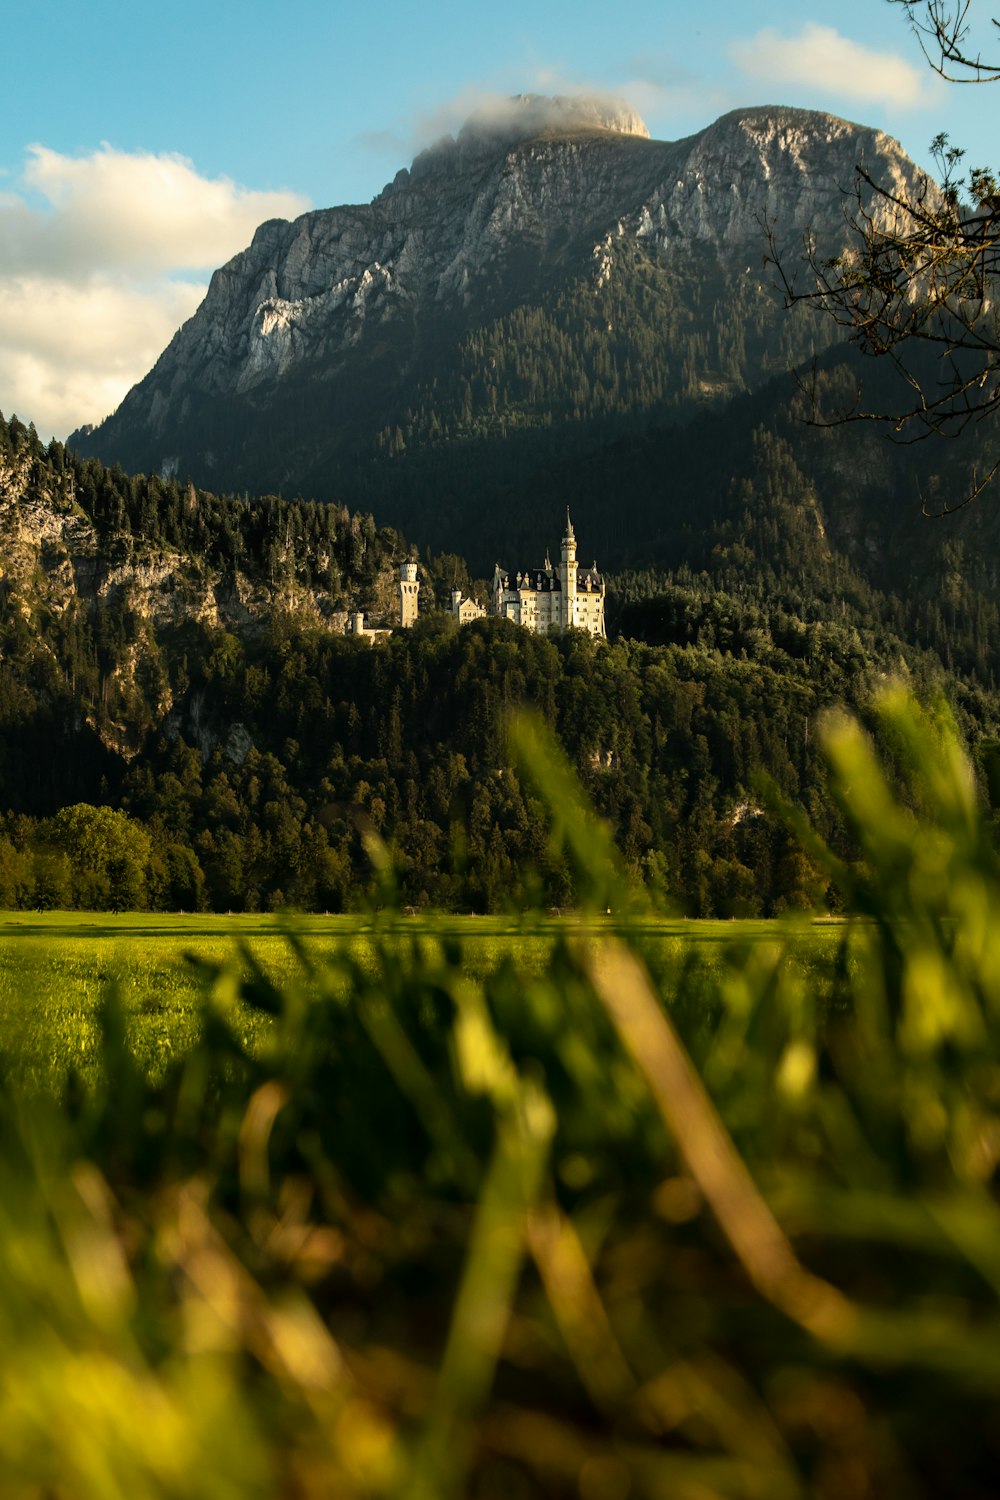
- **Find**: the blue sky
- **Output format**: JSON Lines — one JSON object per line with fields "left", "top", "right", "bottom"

{"left": 3, "top": 0, "right": 998, "bottom": 438}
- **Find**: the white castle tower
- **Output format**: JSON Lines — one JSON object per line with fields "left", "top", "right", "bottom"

{"left": 399, "top": 561, "right": 420, "bottom": 628}
{"left": 560, "top": 508, "right": 577, "bottom": 627}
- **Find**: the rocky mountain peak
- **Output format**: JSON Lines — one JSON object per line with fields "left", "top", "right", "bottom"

{"left": 408, "top": 92, "right": 650, "bottom": 180}
{"left": 700, "top": 103, "right": 909, "bottom": 172}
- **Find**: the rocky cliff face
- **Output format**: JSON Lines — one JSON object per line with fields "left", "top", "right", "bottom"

{"left": 0, "top": 448, "right": 360, "bottom": 759}
{"left": 73, "top": 98, "right": 929, "bottom": 529}
{"left": 0, "top": 453, "right": 350, "bottom": 638}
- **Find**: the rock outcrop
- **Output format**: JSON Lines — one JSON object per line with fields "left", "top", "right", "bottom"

{"left": 0, "top": 454, "right": 349, "bottom": 637}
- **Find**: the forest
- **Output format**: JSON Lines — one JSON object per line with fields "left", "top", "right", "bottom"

{"left": 3, "top": 408, "right": 1000, "bottom": 916}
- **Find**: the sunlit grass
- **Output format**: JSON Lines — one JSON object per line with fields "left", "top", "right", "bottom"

{"left": 0, "top": 910, "right": 847, "bottom": 1088}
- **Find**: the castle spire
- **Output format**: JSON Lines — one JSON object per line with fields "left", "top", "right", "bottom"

{"left": 560, "top": 507, "right": 578, "bottom": 628}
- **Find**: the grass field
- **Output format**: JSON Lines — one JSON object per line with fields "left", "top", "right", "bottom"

{"left": 0, "top": 697, "right": 998, "bottom": 1498}
{"left": 0, "top": 908, "right": 847, "bottom": 1088}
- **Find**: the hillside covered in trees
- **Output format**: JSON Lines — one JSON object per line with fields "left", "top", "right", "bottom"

{"left": 4, "top": 410, "right": 1000, "bottom": 915}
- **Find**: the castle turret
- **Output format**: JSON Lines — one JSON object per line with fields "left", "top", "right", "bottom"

{"left": 399, "top": 561, "right": 420, "bottom": 628}
{"left": 560, "top": 507, "right": 578, "bottom": 626}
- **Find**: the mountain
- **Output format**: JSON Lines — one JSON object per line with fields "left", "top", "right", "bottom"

{"left": 22, "top": 99, "right": 1000, "bottom": 915}
{"left": 71, "top": 96, "right": 930, "bottom": 565}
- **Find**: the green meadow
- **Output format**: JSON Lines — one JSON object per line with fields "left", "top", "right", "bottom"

{"left": 0, "top": 909, "right": 846, "bottom": 1088}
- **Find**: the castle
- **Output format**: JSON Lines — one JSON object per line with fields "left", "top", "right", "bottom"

{"left": 350, "top": 512, "right": 605, "bottom": 640}
{"left": 486, "top": 510, "right": 605, "bottom": 638}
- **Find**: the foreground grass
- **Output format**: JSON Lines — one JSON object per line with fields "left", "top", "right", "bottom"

{"left": 0, "top": 697, "right": 998, "bottom": 1498}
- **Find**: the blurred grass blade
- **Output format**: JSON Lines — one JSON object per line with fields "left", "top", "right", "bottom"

{"left": 404, "top": 1077, "right": 555, "bottom": 1500}
{"left": 526, "top": 1196, "right": 635, "bottom": 1409}
{"left": 588, "top": 939, "right": 857, "bottom": 1344}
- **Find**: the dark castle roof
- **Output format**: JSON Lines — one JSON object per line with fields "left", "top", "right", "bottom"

{"left": 495, "top": 566, "right": 604, "bottom": 593}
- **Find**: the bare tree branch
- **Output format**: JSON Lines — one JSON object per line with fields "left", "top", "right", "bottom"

{"left": 764, "top": 112, "right": 1000, "bottom": 489}
{"left": 888, "top": 0, "right": 1000, "bottom": 82}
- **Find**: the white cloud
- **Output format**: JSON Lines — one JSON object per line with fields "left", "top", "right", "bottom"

{"left": 731, "top": 23, "right": 932, "bottom": 109}
{"left": 0, "top": 275, "right": 206, "bottom": 440}
{"left": 409, "top": 69, "right": 737, "bottom": 156}
{"left": 411, "top": 80, "right": 674, "bottom": 155}
{"left": 0, "top": 144, "right": 309, "bottom": 440}
{"left": 412, "top": 87, "right": 513, "bottom": 152}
